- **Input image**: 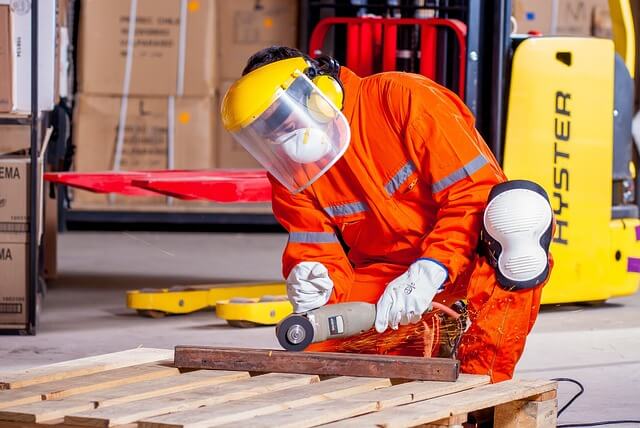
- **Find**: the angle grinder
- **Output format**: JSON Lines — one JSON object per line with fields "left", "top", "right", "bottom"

{"left": 276, "top": 301, "right": 462, "bottom": 352}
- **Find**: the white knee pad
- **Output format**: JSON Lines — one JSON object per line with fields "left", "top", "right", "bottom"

{"left": 481, "top": 180, "right": 553, "bottom": 291}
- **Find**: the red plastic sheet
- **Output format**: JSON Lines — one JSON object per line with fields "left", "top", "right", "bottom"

{"left": 44, "top": 170, "right": 272, "bottom": 203}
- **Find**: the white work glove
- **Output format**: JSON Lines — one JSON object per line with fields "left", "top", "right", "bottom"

{"left": 375, "top": 259, "right": 447, "bottom": 333}
{"left": 286, "top": 262, "right": 334, "bottom": 313}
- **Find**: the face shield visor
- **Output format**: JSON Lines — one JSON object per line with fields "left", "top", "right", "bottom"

{"left": 228, "top": 73, "right": 351, "bottom": 193}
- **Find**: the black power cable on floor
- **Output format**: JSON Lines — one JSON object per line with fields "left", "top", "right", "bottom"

{"left": 552, "top": 378, "right": 640, "bottom": 427}
{"left": 559, "top": 422, "right": 640, "bottom": 427}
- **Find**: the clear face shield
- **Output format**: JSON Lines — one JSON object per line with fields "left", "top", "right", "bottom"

{"left": 229, "top": 73, "right": 351, "bottom": 193}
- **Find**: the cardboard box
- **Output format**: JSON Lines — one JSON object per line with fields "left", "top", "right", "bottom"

{"left": 0, "top": 156, "right": 44, "bottom": 243}
{"left": 216, "top": 80, "right": 261, "bottom": 168}
{"left": 555, "top": 0, "right": 593, "bottom": 36}
{"left": 72, "top": 94, "right": 215, "bottom": 206}
{"left": 513, "top": 0, "right": 609, "bottom": 37}
{"left": 0, "top": 5, "right": 11, "bottom": 112}
{"left": 0, "top": 123, "right": 30, "bottom": 156}
{"left": 78, "top": 0, "right": 216, "bottom": 97}
{"left": 513, "top": 0, "right": 553, "bottom": 34}
{"left": 592, "top": 0, "right": 612, "bottom": 39}
{"left": 0, "top": 241, "right": 28, "bottom": 325}
{"left": 0, "top": 0, "right": 57, "bottom": 113}
{"left": 217, "top": 0, "right": 299, "bottom": 80}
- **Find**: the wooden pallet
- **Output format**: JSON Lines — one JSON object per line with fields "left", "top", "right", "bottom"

{"left": 0, "top": 348, "right": 558, "bottom": 428}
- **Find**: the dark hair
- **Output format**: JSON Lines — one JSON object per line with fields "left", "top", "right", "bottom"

{"left": 242, "top": 46, "right": 313, "bottom": 76}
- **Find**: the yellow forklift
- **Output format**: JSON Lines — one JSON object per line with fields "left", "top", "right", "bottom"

{"left": 300, "top": 0, "right": 640, "bottom": 305}
{"left": 505, "top": 0, "right": 638, "bottom": 303}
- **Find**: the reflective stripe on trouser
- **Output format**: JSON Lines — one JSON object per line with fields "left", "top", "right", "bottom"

{"left": 304, "top": 258, "right": 546, "bottom": 383}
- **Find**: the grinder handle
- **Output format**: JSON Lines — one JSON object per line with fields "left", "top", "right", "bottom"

{"left": 309, "top": 302, "right": 377, "bottom": 342}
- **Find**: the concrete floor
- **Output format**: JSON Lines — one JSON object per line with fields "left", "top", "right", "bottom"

{"left": 2, "top": 231, "right": 639, "bottom": 426}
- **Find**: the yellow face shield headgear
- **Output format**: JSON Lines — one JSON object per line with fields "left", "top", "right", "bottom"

{"left": 221, "top": 57, "right": 351, "bottom": 194}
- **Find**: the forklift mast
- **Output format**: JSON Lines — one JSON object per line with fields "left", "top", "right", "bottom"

{"left": 301, "top": 0, "right": 512, "bottom": 162}
{"left": 302, "top": 0, "right": 636, "bottom": 161}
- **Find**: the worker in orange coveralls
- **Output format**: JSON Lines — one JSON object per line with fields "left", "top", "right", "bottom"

{"left": 221, "top": 46, "right": 554, "bottom": 382}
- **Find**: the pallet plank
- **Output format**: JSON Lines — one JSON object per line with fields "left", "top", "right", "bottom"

{"left": 341, "top": 374, "right": 490, "bottom": 407}
{"left": 0, "top": 370, "right": 248, "bottom": 423}
{"left": 0, "top": 363, "right": 178, "bottom": 410}
{"left": 216, "top": 374, "right": 490, "bottom": 428}
{"left": 174, "top": 346, "right": 459, "bottom": 382}
{"left": 322, "top": 379, "right": 557, "bottom": 428}
{"left": 0, "top": 420, "right": 64, "bottom": 428}
{"left": 0, "top": 349, "right": 173, "bottom": 390}
{"left": 215, "top": 399, "right": 379, "bottom": 428}
{"left": 64, "top": 373, "right": 318, "bottom": 427}
{"left": 138, "top": 376, "right": 391, "bottom": 428}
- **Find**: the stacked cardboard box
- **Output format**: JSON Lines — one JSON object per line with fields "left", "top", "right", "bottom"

{"left": 73, "top": 0, "right": 298, "bottom": 208}
{"left": 73, "top": 0, "right": 217, "bottom": 206}
{"left": 0, "top": 149, "right": 29, "bottom": 327}
{"left": 0, "top": 125, "right": 44, "bottom": 328}
{"left": 513, "top": 0, "right": 612, "bottom": 37}
{"left": 216, "top": 0, "right": 299, "bottom": 168}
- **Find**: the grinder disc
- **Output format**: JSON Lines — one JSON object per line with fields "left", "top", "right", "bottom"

{"left": 276, "top": 315, "right": 314, "bottom": 351}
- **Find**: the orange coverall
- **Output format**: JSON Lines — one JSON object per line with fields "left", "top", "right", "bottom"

{"left": 270, "top": 67, "right": 545, "bottom": 382}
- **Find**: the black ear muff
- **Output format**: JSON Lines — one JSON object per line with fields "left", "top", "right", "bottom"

{"left": 301, "top": 55, "right": 345, "bottom": 121}
{"left": 315, "top": 55, "right": 341, "bottom": 78}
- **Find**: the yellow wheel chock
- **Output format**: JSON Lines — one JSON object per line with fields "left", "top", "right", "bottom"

{"left": 127, "top": 282, "right": 286, "bottom": 318}
{"left": 216, "top": 295, "right": 293, "bottom": 327}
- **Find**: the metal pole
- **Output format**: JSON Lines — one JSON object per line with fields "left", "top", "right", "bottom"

{"left": 488, "top": 0, "right": 511, "bottom": 164}
{"left": 28, "top": 0, "right": 39, "bottom": 334}
{"left": 464, "top": 0, "right": 481, "bottom": 117}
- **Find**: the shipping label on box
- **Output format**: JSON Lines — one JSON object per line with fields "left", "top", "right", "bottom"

{"left": 0, "top": 241, "right": 27, "bottom": 325}
{"left": 78, "top": 0, "right": 216, "bottom": 97}
{"left": 72, "top": 94, "right": 215, "bottom": 206}
{"left": 0, "top": 5, "right": 11, "bottom": 112}
{"left": 0, "top": 156, "right": 44, "bottom": 242}
{"left": 218, "top": 0, "right": 298, "bottom": 80}
{"left": 0, "top": 159, "right": 29, "bottom": 225}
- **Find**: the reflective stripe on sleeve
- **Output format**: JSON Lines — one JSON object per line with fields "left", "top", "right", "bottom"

{"left": 324, "top": 201, "right": 368, "bottom": 217}
{"left": 288, "top": 232, "right": 339, "bottom": 244}
{"left": 385, "top": 161, "right": 416, "bottom": 196}
{"left": 431, "top": 154, "right": 488, "bottom": 193}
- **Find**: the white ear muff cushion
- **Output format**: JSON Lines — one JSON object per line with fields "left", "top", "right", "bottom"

{"left": 484, "top": 188, "right": 553, "bottom": 282}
